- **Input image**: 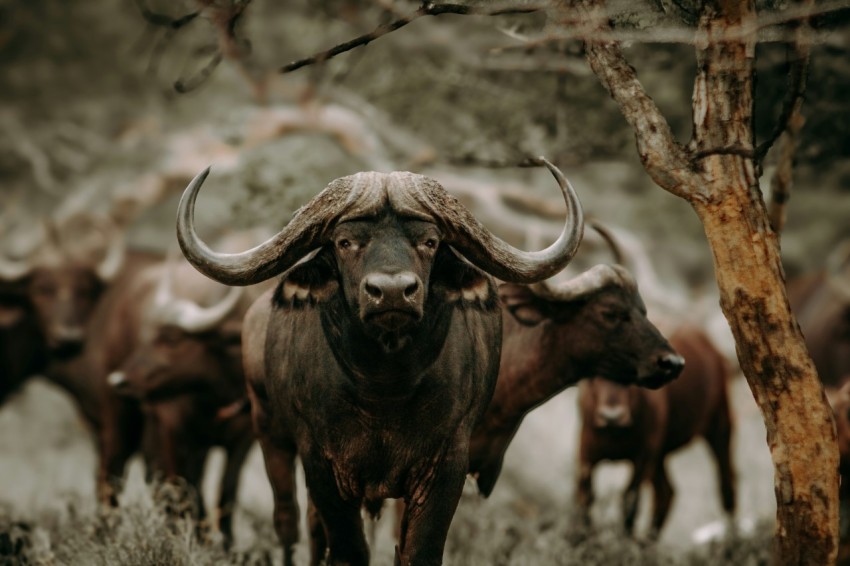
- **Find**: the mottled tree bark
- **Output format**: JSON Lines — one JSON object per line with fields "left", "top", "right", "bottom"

{"left": 560, "top": 0, "right": 838, "bottom": 563}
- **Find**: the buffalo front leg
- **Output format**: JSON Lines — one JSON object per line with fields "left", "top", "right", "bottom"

{"left": 307, "top": 495, "right": 328, "bottom": 566}
{"left": 97, "top": 395, "right": 144, "bottom": 506}
{"left": 396, "top": 452, "right": 467, "bottom": 566}
{"left": 623, "top": 455, "right": 653, "bottom": 535}
{"left": 302, "top": 463, "right": 369, "bottom": 566}
{"left": 217, "top": 434, "right": 254, "bottom": 548}
{"left": 706, "top": 398, "right": 737, "bottom": 516}
{"left": 650, "top": 460, "right": 674, "bottom": 537}
{"left": 258, "top": 433, "right": 300, "bottom": 566}
{"left": 576, "top": 461, "right": 595, "bottom": 528}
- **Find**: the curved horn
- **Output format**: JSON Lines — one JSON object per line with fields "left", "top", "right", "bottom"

{"left": 171, "top": 286, "right": 243, "bottom": 333}
{"left": 434, "top": 157, "right": 584, "bottom": 283}
{"left": 177, "top": 167, "right": 338, "bottom": 286}
{"left": 826, "top": 240, "right": 850, "bottom": 302}
{"left": 178, "top": 158, "right": 582, "bottom": 286}
{"left": 96, "top": 231, "right": 126, "bottom": 281}
{"left": 0, "top": 225, "right": 43, "bottom": 281}
{"left": 0, "top": 254, "right": 34, "bottom": 281}
{"left": 587, "top": 220, "right": 624, "bottom": 265}
{"left": 153, "top": 255, "right": 244, "bottom": 333}
{"left": 529, "top": 264, "right": 635, "bottom": 303}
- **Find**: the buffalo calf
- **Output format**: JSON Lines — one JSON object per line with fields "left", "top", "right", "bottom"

{"left": 576, "top": 325, "right": 735, "bottom": 536}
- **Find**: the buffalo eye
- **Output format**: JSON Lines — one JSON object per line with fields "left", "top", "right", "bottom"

{"left": 423, "top": 238, "right": 438, "bottom": 250}
{"left": 601, "top": 310, "right": 628, "bottom": 325}
{"left": 337, "top": 239, "right": 351, "bottom": 250}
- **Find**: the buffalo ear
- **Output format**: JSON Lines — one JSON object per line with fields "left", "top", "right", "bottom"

{"left": 498, "top": 283, "right": 550, "bottom": 326}
{"left": 273, "top": 249, "right": 339, "bottom": 310}
{"left": 432, "top": 248, "right": 498, "bottom": 311}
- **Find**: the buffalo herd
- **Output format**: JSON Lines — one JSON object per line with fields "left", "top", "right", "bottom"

{"left": 1, "top": 159, "right": 848, "bottom": 565}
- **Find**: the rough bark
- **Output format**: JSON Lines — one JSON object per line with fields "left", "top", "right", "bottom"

{"left": 561, "top": 0, "right": 839, "bottom": 563}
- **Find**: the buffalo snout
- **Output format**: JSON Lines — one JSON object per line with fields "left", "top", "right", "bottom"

{"left": 595, "top": 404, "right": 631, "bottom": 428}
{"left": 360, "top": 271, "right": 424, "bottom": 330}
{"left": 640, "top": 352, "right": 685, "bottom": 389}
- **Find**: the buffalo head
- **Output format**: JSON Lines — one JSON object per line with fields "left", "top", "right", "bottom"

{"left": 109, "top": 258, "right": 242, "bottom": 400}
{"left": 0, "top": 214, "right": 125, "bottom": 357}
{"left": 581, "top": 377, "right": 639, "bottom": 429}
{"left": 176, "top": 159, "right": 584, "bottom": 353}
{"left": 499, "top": 221, "right": 684, "bottom": 389}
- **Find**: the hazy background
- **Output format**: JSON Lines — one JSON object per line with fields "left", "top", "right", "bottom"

{"left": 1, "top": 1, "right": 848, "bottom": 564}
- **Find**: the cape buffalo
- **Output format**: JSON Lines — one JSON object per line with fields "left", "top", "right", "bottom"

{"left": 107, "top": 247, "right": 267, "bottom": 545}
{"left": 576, "top": 325, "right": 735, "bottom": 536}
{"left": 176, "top": 158, "right": 583, "bottom": 565}
{"left": 468, "top": 230, "right": 685, "bottom": 497}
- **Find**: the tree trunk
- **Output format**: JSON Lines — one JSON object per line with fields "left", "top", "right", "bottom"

{"left": 566, "top": 0, "right": 839, "bottom": 562}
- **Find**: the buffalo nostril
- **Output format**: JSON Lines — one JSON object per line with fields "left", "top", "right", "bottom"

{"left": 365, "top": 282, "right": 382, "bottom": 300}
{"left": 658, "top": 353, "right": 685, "bottom": 374}
{"left": 404, "top": 280, "right": 419, "bottom": 299}
{"left": 108, "top": 371, "right": 127, "bottom": 389}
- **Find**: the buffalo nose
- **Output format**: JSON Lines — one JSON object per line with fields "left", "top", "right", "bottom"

{"left": 107, "top": 371, "right": 128, "bottom": 389}
{"left": 361, "top": 272, "right": 422, "bottom": 307}
{"left": 598, "top": 406, "right": 626, "bottom": 424}
{"left": 657, "top": 353, "right": 685, "bottom": 376}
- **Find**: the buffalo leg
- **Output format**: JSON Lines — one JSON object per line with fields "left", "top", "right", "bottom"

{"left": 650, "top": 460, "right": 674, "bottom": 536}
{"left": 218, "top": 435, "right": 254, "bottom": 548}
{"left": 307, "top": 495, "right": 329, "bottom": 566}
{"left": 304, "top": 470, "right": 369, "bottom": 566}
{"left": 706, "top": 397, "right": 737, "bottom": 516}
{"left": 257, "top": 433, "right": 300, "bottom": 566}
{"left": 97, "top": 396, "right": 144, "bottom": 506}
{"left": 575, "top": 460, "right": 595, "bottom": 528}
{"left": 623, "top": 455, "right": 653, "bottom": 535}
{"left": 396, "top": 449, "right": 467, "bottom": 566}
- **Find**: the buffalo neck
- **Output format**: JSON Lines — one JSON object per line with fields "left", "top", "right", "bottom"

{"left": 318, "top": 293, "right": 455, "bottom": 399}
{"left": 487, "top": 312, "right": 581, "bottom": 425}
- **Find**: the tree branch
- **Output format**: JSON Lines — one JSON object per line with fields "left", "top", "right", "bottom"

{"left": 754, "top": 1, "right": 813, "bottom": 163}
{"left": 559, "top": 0, "right": 693, "bottom": 198}
{"left": 280, "top": 1, "right": 545, "bottom": 74}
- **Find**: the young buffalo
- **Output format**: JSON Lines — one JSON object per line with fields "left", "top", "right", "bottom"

{"left": 576, "top": 325, "right": 735, "bottom": 536}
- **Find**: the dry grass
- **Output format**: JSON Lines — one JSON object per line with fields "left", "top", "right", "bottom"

{"left": 0, "top": 377, "right": 776, "bottom": 565}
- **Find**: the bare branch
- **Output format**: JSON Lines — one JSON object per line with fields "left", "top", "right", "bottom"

{"left": 691, "top": 145, "right": 756, "bottom": 162}
{"left": 134, "top": 0, "right": 264, "bottom": 98}
{"left": 497, "top": 0, "right": 850, "bottom": 46}
{"left": 560, "top": 0, "right": 693, "bottom": 198}
{"left": 754, "top": 2, "right": 813, "bottom": 163}
{"left": 133, "top": 0, "right": 200, "bottom": 29}
{"left": 767, "top": 111, "right": 804, "bottom": 234}
{"left": 280, "top": 1, "right": 545, "bottom": 74}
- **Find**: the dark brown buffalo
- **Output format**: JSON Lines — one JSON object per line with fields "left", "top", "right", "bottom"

{"left": 468, "top": 262, "right": 685, "bottom": 498}
{"left": 0, "top": 280, "right": 45, "bottom": 404}
{"left": 575, "top": 325, "right": 735, "bottom": 536}
{"left": 788, "top": 241, "right": 850, "bottom": 387}
{"left": 177, "top": 159, "right": 583, "bottom": 565}
{"left": 106, "top": 253, "right": 265, "bottom": 546}
{"left": 0, "top": 214, "right": 126, "bottom": 358}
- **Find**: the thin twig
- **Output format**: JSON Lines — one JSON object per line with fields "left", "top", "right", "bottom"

{"left": 754, "top": 2, "right": 813, "bottom": 163}
{"left": 280, "top": 1, "right": 545, "bottom": 74}
{"left": 133, "top": 0, "right": 200, "bottom": 29}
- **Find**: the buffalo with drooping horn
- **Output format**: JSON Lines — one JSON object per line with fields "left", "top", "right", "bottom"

{"left": 176, "top": 158, "right": 583, "bottom": 565}
{"left": 104, "top": 241, "right": 265, "bottom": 545}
